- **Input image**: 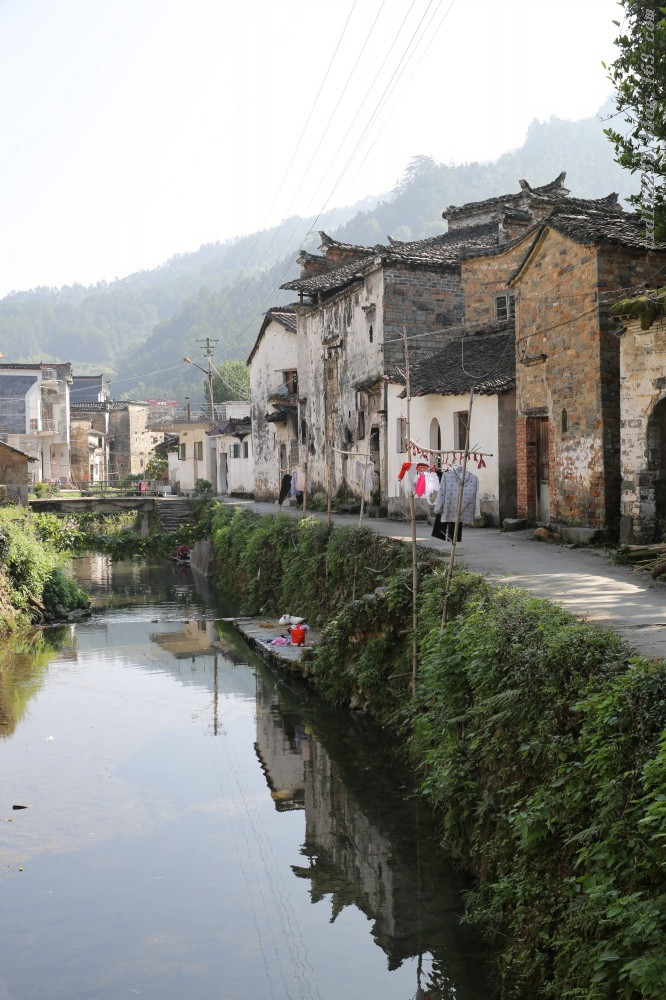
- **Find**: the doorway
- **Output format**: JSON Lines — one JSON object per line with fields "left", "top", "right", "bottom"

{"left": 219, "top": 453, "right": 228, "bottom": 495}
{"left": 536, "top": 418, "right": 550, "bottom": 523}
{"left": 648, "top": 397, "right": 666, "bottom": 529}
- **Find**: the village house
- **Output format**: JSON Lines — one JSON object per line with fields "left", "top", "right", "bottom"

{"left": 69, "top": 417, "right": 108, "bottom": 486}
{"left": 159, "top": 413, "right": 214, "bottom": 494}
{"left": 504, "top": 201, "right": 665, "bottom": 539}
{"left": 69, "top": 398, "right": 162, "bottom": 485}
{"left": 0, "top": 362, "right": 72, "bottom": 484}
{"left": 0, "top": 440, "right": 33, "bottom": 504}
{"left": 388, "top": 326, "right": 516, "bottom": 524}
{"left": 280, "top": 174, "right": 573, "bottom": 508}
{"left": 612, "top": 289, "right": 666, "bottom": 543}
{"left": 247, "top": 306, "right": 298, "bottom": 500}
{"left": 207, "top": 403, "right": 253, "bottom": 496}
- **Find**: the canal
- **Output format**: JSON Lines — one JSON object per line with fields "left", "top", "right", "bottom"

{"left": 1, "top": 556, "right": 492, "bottom": 1000}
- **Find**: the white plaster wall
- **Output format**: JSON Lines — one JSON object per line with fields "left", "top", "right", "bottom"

{"left": 214, "top": 436, "right": 254, "bottom": 494}
{"left": 170, "top": 423, "right": 212, "bottom": 493}
{"left": 387, "top": 384, "right": 501, "bottom": 520}
{"left": 250, "top": 320, "right": 298, "bottom": 498}
{"left": 297, "top": 266, "right": 385, "bottom": 495}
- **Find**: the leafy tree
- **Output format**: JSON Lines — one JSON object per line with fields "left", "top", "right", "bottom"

{"left": 205, "top": 359, "right": 250, "bottom": 403}
{"left": 604, "top": 0, "right": 666, "bottom": 240}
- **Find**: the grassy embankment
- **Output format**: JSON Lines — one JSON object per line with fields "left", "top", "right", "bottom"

{"left": 0, "top": 509, "right": 89, "bottom": 631}
{"left": 208, "top": 502, "right": 665, "bottom": 1000}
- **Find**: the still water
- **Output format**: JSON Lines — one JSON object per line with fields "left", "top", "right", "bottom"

{"left": 0, "top": 557, "right": 491, "bottom": 1000}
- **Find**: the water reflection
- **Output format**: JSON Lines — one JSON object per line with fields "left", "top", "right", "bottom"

{"left": 0, "top": 556, "right": 491, "bottom": 1000}
{"left": 253, "top": 673, "right": 491, "bottom": 999}
{"left": 0, "top": 627, "right": 73, "bottom": 738}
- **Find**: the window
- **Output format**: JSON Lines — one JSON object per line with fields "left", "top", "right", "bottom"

{"left": 495, "top": 292, "right": 515, "bottom": 322}
{"left": 243, "top": 441, "right": 249, "bottom": 459}
{"left": 369, "top": 323, "right": 373, "bottom": 344}
{"left": 561, "top": 408, "right": 568, "bottom": 433}
{"left": 397, "top": 417, "right": 407, "bottom": 453}
{"left": 194, "top": 441, "right": 203, "bottom": 461}
{"left": 140, "top": 458, "right": 144, "bottom": 468}
{"left": 454, "top": 411, "right": 468, "bottom": 451}
{"left": 178, "top": 443, "right": 186, "bottom": 460}
{"left": 283, "top": 370, "right": 298, "bottom": 394}
{"left": 230, "top": 443, "right": 241, "bottom": 459}
{"left": 357, "top": 410, "right": 366, "bottom": 440}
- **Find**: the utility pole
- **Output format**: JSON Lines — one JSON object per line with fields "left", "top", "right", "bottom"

{"left": 197, "top": 337, "right": 218, "bottom": 424}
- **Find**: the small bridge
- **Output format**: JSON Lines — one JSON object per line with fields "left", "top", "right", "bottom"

{"left": 29, "top": 495, "right": 192, "bottom": 534}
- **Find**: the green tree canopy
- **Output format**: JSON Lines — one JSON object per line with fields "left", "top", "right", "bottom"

{"left": 604, "top": 0, "right": 666, "bottom": 240}
{"left": 205, "top": 359, "right": 250, "bottom": 404}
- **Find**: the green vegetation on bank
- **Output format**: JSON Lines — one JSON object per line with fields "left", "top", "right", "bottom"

{"left": 208, "top": 503, "right": 665, "bottom": 1000}
{"left": 0, "top": 510, "right": 89, "bottom": 631}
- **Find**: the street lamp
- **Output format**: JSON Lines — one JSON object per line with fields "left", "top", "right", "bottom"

{"left": 183, "top": 357, "right": 214, "bottom": 424}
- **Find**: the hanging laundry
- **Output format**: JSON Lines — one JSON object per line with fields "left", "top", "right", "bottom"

{"left": 278, "top": 473, "right": 292, "bottom": 506}
{"left": 355, "top": 459, "right": 375, "bottom": 499}
{"left": 423, "top": 470, "right": 440, "bottom": 505}
{"left": 295, "top": 466, "right": 307, "bottom": 492}
{"left": 434, "top": 466, "right": 480, "bottom": 524}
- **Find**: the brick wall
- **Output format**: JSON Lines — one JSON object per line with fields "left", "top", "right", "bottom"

{"left": 462, "top": 231, "right": 536, "bottom": 326}
{"left": 382, "top": 264, "right": 464, "bottom": 368}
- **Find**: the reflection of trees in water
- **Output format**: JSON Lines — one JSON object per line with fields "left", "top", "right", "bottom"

{"left": 0, "top": 627, "right": 73, "bottom": 738}
{"left": 254, "top": 668, "right": 491, "bottom": 998}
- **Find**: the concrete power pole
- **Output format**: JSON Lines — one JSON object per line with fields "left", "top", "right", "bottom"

{"left": 197, "top": 337, "right": 217, "bottom": 424}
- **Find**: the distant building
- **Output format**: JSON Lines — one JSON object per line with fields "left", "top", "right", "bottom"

{"left": 247, "top": 306, "right": 298, "bottom": 500}
{"left": 208, "top": 404, "right": 253, "bottom": 495}
{"left": 0, "top": 362, "right": 72, "bottom": 483}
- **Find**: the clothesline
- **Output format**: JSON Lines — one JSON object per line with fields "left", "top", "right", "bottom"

{"left": 409, "top": 439, "right": 492, "bottom": 457}
{"left": 332, "top": 447, "right": 373, "bottom": 459}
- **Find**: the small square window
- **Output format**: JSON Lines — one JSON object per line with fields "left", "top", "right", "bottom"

{"left": 397, "top": 417, "right": 407, "bottom": 453}
{"left": 495, "top": 293, "right": 515, "bottom": 323}
{"left": 454, "top": 411, "right": 468, "bottom": 451}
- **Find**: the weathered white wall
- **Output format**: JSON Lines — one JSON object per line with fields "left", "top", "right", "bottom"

{"left": 213, "top": 435, "right": 254, "bottom": 494}
{"left": 250, "top": 319, "right": 299, "bottom": 500}
{"left": 166, "top": 421, "right": 213, "bottom": 493}
{"left": 619, "top": 316, "right": 666, "bottom": 542}
{"left": 387, "top": 383, "right": 502, "bottom": 522}
{"left": 297, "top": 267, "right": 385, "bottom": 497}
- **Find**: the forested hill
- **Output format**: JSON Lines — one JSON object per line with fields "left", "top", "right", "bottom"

{"left": 0, "top": 101, "right": 637, "bottom": 401}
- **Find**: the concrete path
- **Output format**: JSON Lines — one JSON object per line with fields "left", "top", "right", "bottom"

{"left": 218, "top": 497, "right": 666, "bottom": 661}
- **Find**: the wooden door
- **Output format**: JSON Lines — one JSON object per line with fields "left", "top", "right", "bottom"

{"left": 536, "top": 418, "right": 550, "bottom": 523}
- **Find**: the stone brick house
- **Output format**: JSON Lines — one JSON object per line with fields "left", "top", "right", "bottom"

{"left": 612, "top": 290, "right": 666, "bottom": 542}
{"left": 506, "top": 203, "right": 665, "bottom": 537}
{"left": 388, "top": 327, "right": 516, "bottom": 524}
{"left": 0, "top": 440, "right": 32, "bottom": 503}
{"left": 69, "top": 399, "right": 162, "bottom": 484}
{"left": 69, "top": 417, "right": 108, "bottom": 486}
{"left": 280, "top": 175, "right": 570, "bottom": 505}
{"left": 247, "top": 306, "right": 298, "bottom": 500}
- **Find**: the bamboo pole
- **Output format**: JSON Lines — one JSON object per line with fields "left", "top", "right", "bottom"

{"left": 403, "top": 327, "right": 418, "bottom": 698}
{"left": 441, "top": 386, "right": 476, "bottom": 627}
{"left": 326, "top": 418, "right": 333, "bottom": 530}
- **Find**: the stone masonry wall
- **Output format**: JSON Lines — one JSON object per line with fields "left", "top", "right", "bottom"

{"left": 382, "top": 264, "right": 464, "bottom": 369}
{"left": 619, "top": 314, "right": 666, "bottom": 542}
{"left": 514, "top": 233, "right": 606, "bottom": 527}
{"left": 462, "top": 231, "right": 537, "bottom": 326}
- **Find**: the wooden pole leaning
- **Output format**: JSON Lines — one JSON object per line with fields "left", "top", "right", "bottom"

{"left": 441, "top": 386, "right": 476, "bottom": 627}
{"left": 403, "top": 327, "right": 419, "bottom": 699}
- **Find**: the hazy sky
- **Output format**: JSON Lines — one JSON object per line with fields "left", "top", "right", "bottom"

{"left": 0, "top": 0, "right": 622, "bottom": 298}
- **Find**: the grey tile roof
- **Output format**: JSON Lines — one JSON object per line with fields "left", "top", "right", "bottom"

{"left": 442, "top": 172, "right": 570, "bottom": 219}
{"left": 281, "top": 254, "right": 376, "bottom": 294}
{"left": 402, "top": 328, "right": 515, "bottom": 397}
{"left": 208, "top": 416, "right": 251, "bottom": 437}
{"left": 545, "top": 205, "right": 665, "bottom": 251}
